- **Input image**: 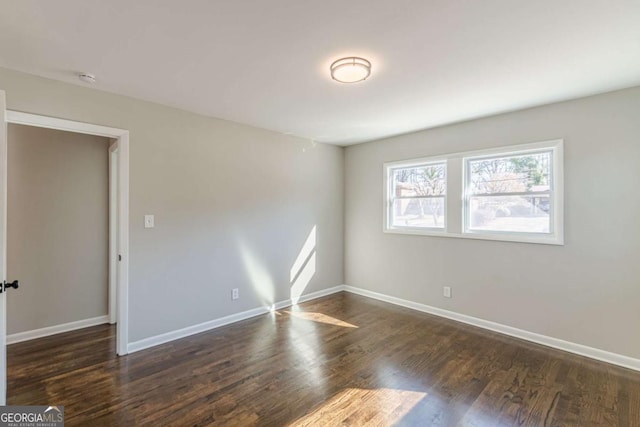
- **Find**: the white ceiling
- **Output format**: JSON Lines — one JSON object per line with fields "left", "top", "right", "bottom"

{"left": 0, "top": 0, "right": 639, "bottom": 145}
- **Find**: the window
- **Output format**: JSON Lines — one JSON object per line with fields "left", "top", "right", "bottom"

{"left": 386, "top": 161, "right": 446, "bottom": 231}
{"left": 384, "top": 140, "right": 563, "bottom": 244}
{"left": 465, "top": 150, "right": 553, "bottom": 234}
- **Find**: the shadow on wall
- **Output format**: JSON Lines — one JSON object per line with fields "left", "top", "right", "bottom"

{"left": 290, "top": 226, "right": 316, "bottom": 304}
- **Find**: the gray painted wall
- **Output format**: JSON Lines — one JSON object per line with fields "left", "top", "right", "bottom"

{"left": 0, "top": 68, "right": 344, "bottom": 342}
{"left": 7, "top": 124, "right": 110, "bottom": 334}
{"left": 345, "top": 87, "right": 640, "bottom": 359}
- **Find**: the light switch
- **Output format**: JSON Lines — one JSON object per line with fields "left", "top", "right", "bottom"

{"left": 144, "top": 215, "right": 155, "bottom": 229}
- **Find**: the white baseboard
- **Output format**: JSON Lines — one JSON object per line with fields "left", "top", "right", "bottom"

{"left": 343, "top": 285, "right": 640, "bottom": 372}
{"left": 125, "top": 283, "right": 640, "bottom": 372}
{"left": 127, "top": 285, "right": 345, "bottom": 354}
{"left": 7, "top": 315, "right": 109, "bottom": 345}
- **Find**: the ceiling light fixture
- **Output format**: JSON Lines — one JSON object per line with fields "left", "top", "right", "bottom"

{"left": 330, "top": 57, "right": 371, "bottom": 83}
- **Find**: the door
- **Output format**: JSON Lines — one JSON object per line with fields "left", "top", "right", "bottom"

{"left": 0, "top": 90, "right": 7, "bottom": 405}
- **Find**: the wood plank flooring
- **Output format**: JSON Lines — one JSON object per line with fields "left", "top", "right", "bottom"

{"left": 7, "top": 292, "right": 640, "bottom": 426}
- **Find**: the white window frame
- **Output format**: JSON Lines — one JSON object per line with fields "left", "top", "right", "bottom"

{"left": 463, "top": 140, "right": 563, "bottom": 245}
{"left": 383, "top": 139, "right": 564, "bottom": 245}
{"left": 384, "top": 157, "right": 448, "bottom": 236}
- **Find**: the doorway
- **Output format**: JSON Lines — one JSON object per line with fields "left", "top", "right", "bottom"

{"left": 6, "top": 124, "right": 112, "bottom": 345}
{"left": 0, "top": 103, "right": 130, "bottom": 404}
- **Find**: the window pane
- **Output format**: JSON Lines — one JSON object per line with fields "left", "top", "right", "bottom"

{"left": 469, "top": 151, "right": 551, "bottom": 195}
{"left": 468, "top": 195, "right": 550, "bottom": 233}
{"left": 391, "top": 197, "right": 445, "bottom": 229}
{"left": 392, "top": 163, "right": 446, "bottom": 198}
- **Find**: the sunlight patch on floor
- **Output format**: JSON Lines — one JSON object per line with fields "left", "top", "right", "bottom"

{"left": 285, "top": 310, "right": 357, "bottom": 328}
{"left": 289, "top": 387, "right": 427, "bottom": 426}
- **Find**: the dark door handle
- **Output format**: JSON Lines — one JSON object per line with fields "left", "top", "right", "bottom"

{"left": 1, "top": 280, "right": 19, "bottom": 293}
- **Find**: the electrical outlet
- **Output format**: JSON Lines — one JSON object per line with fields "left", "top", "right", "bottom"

{"left": 231, "top": 288, "right": 239, "bottom": 300}
{"left": 443, "top": 286, "right": 452, "bottom": 298}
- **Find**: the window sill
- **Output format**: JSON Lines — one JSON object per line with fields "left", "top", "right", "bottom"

{"left": 383, "top": 227, "right": 564, "bottom": 245}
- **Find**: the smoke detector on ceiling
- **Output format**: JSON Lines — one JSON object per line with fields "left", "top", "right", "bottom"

{"left": 78, "top": 72, "right": 96, "bottom": 84}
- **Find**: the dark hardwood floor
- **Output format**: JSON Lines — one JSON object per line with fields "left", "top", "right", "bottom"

{"left": 7, "top": 292, "right": 640, "bottom": 426}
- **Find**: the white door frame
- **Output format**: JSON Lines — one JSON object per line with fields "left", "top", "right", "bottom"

{"left": 109, "top": 143, "right": 118, "bottom": 325}
{"left": 4, "top": 111, "right": 130, "bottom": 358}
{"left": 0, "top": 92, "right": 7, "bottom": 405}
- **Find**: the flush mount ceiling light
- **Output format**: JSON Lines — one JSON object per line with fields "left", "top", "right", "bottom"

{"left": 330, "top": 57, "right": 371, "bottom": 83}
